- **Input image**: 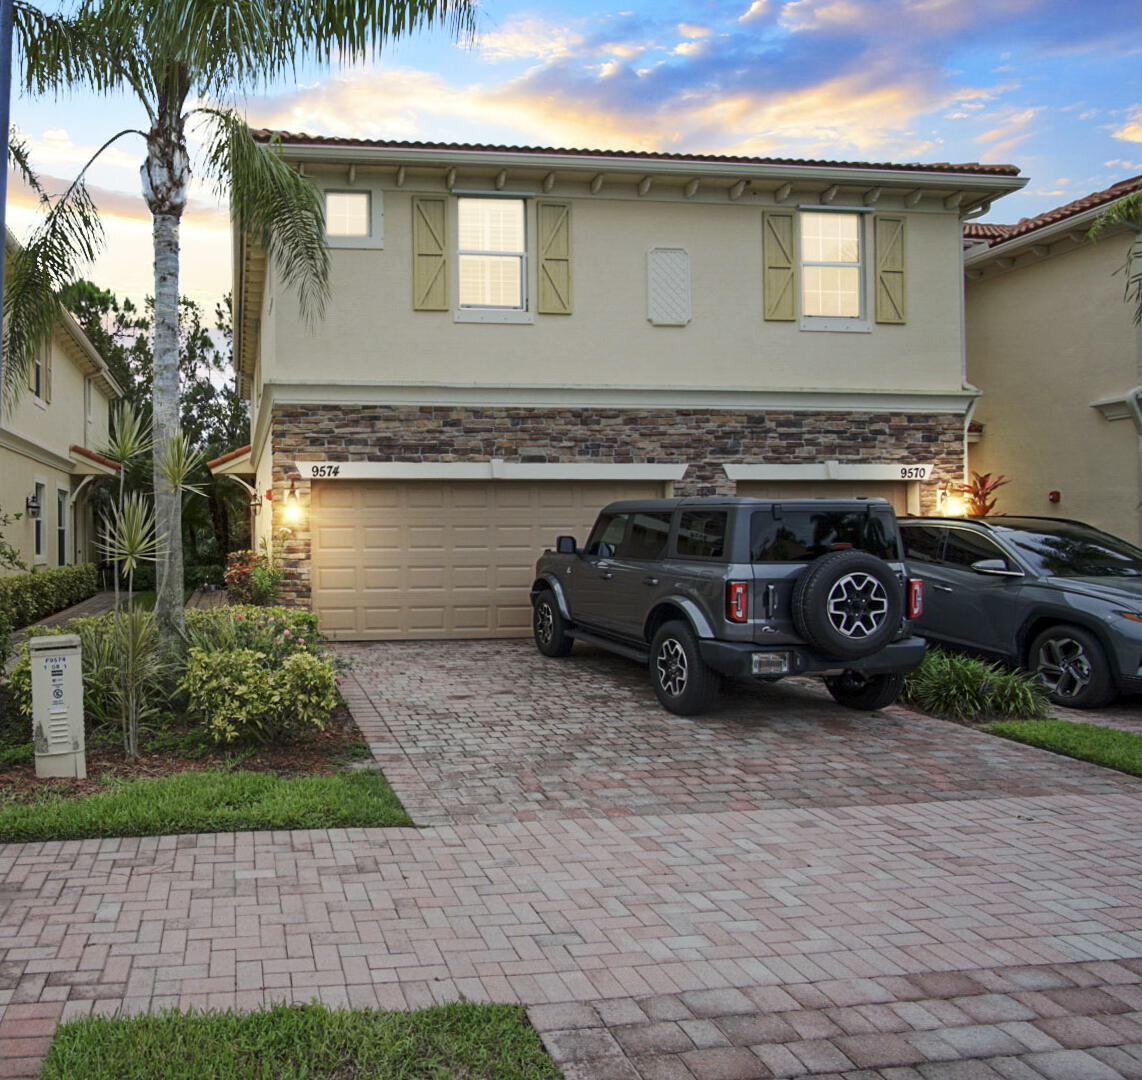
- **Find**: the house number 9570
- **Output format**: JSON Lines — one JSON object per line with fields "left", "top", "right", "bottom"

{"left": 898, "top": 465, "right": 931, "bottom": 480}
{"left": 309, "top": 464, "right": 341, "bottom": 478}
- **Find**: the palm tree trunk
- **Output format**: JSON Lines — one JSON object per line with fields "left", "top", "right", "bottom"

{"left": 151, "top": 210, "right": 186, "bottom": 642}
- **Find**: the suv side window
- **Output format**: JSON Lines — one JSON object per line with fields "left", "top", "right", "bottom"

{"left": 900, "top": 524, "right": 945, "bottom": 565}
{"left": 943, "top": 528, "right": 1014, "bottom": 571}
{"left": 622, "top": 511, "right": 673, "bottom": 560}
{"left": 585, "top": 513, "right": 628, "bottom": 557}
{"left": 675, "top": 510, "right": 727, "bottom": 559}
{"left": 751, "top": 508, "right": 900, "bottom": 562}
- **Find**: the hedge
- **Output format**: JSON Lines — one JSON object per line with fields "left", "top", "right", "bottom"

{"left": 0, "top": 563, "right": 101, "bottom": 630}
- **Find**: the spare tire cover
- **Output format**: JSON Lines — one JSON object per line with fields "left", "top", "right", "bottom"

{"left": 791, "top": 549, "right": 904, "bottom": 659}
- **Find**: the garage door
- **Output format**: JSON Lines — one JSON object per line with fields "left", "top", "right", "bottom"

{"left": 311, "top": 480, "right": 664, "bottom": 640}
{"left": 735, "top": 480, "right": 908, "bottom": 513}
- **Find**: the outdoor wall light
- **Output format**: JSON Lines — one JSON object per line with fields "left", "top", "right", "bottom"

{"left": 282, "top": 480, "right": 304, "bottom": 526}
{"left": 25, "top": 494, "right": 41, "bottom": 519}
{"left": 936, "top": 483, "right": 965, "bottom": 518}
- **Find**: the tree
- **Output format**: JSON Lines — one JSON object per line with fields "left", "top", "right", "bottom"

{"left": 14, "top": 0, "right": 477, "bottom": 646}
{"left": 1088, "top": 190, "right": 1142, "bottom": 326}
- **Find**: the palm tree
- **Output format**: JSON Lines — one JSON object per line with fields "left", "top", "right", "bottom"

{"left": 12, "top": 0, "right": 477, "bottom": 644}
{"left": 1088, "top": 190, "right": 1142, "bottom": 326}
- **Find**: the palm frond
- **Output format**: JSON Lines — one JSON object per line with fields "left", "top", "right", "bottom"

{"left": 156, "top": 429, "right": 206, "bottom": 497}
{"left": 203, "top": 109, "right": 330, "bottom": 323}
{"left": 100, "top": 401, "right": 153, "bottom": 464}
{"left": 99, "top": 491, "right": 163, "bottom": 575}
{"left": 1087, "top": 192, "right": 1142, "bottom": 325}
{"left": 14, "top": 0, "right": 134, "bottom": 98}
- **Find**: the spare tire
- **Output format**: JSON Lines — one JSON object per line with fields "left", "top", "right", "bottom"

{"left": 791, "top": 549, "right": 903, "bottom": 659}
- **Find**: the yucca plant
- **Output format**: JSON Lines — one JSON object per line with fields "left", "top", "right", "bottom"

{"left": 98, "top": 491, "right": 162, "bottom": 603}
{"left": 108, "top": 608, "right": 174, "bottom": 760}
{"left": 99, "top": 402, "right": 152, "bottom": 611}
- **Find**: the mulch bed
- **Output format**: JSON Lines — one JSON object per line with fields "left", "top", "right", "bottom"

{"left": 0, "top": 704, "right": 369, "bottom": 803}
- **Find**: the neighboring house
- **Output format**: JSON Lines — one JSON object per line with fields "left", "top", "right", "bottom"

{"left": 1, "top": 231, "right": 123, "bottom": 573}
{"left": 226, "top": 134, "right": 1025, "bottom": 639}
{"left": 964, "top": 175, "right": 1142, "bottom": 545}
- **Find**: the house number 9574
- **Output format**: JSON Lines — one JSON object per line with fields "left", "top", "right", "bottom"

{"left": 309, "top": 464, "right": 341, "bottom": 478}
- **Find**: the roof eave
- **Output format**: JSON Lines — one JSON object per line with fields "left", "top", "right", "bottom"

{"left": 964, "top": 204, "right": 1136, "bottom": 267}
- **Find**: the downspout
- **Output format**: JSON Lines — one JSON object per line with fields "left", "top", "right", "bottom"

{"left": 1127, "top": 386, "right": 1142, "bottom": 546}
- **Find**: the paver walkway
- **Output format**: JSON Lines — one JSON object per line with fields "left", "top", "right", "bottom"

{"left": 2, "top": 639, "right": 1142, "bottom": 1079}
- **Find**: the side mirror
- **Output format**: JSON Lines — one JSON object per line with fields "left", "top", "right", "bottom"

{"left": 556, "top": 535, "right": 577, "bottom": 555}
{"left": 971, "top": 558, "right": 1022, "bottom": 577}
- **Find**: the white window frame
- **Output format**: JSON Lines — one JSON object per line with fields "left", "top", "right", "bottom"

{"left": 322, "top": 184, "right": 384, "bottom": 249}
{"left": 84, "top": 376, "right": 94, "bottom": 422}
{"left": 56, "top": 486, "right": 69, "bottom": 567}
{"left": 454, "top": 195, "right": 533, "bottom": 324}
{"left": 32, "top": 348, "right": 47, "bottom": 407}
{"left": 798, "top": 207, "right": 872, "bottom": 334}
{"left": 33, "top": 480, "right": 46, "bottom": 563}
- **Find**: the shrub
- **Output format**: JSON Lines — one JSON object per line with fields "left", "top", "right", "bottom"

{"left": 902, "top": 647, "right": 1049, "bottom": 722}
{"left": 0, "top": 564, "right": 100, "bottom": 629}
{"left": 185, "top": 606, "right": 324, "bottom": 661}
{"left": 181, "top": 646, "right": 339, "bottom": 744}
{"left": 224, "top": 547, "right": 283, "bottom": 605}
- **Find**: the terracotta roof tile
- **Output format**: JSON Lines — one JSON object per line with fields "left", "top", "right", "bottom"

{"left": 206, "top": 444, "right": 252, "bottom": 470}
{"left": 250, "top": 129, "right": 1021, "bottom": 178}
{"left": 964, "top": 174, "right": 1142, "bottom": 247}
{"left": 70, "top": 445, "right": 120, "bottom": 471}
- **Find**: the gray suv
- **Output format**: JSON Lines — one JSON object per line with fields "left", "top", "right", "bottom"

{"left": 530, "top": 497, "right": 925, "bottom": 715}
{"left": 899, "top": 515, "right": 1142, "bottom": 708}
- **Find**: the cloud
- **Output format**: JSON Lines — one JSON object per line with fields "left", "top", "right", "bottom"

{"left": 738, "top": 1, "right": 768, "bottom": 21}
{"left": 1114, "top": 107, "right": 1142, "bottom": 143}
{"left": 677, "top": 23, "right": 712, "bottom": 37}
{"left": 975, "top": 106, "right": 1042, "bottom": 157}
{"left": 474, "top": 16, "right": 584, "bottom": 63}
{"left": 672, "top": 41, "right": 707, "bottom": 57}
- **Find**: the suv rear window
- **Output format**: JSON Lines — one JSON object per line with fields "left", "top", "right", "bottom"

{"left": 750, "top": 508, "right": 900, "bottom": 562}
{"left": 675, "top": 511, "right": 727, "bottom": 559}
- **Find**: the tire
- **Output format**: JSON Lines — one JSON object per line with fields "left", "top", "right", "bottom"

{"left": 649, "top": 620, "right": 720, "bottom": 715}
{"left": 1029, "top": 625, "right": 1116, "bottom": 709}
{"left": 791, "top": 550, "right": 904, "bottom": 660}
{"left": 824, "top": 671, "right": 905, "bottom": 711}
{"left": 532, "top": 589, "right": 573, "bottom": 657}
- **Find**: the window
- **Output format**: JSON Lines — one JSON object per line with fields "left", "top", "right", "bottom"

{"left": 84, "top": 377, "right": 93, "bottom": 422}
{"left": 623, "top": 512, "right": 672, "bottom": 560}
{"left": 900, "top": 524, "right": 946, "bottom": 565}
{"left": 57, "top": 490, "right": 68, "bottom": 566}
{"left": 458, "top": 198, "right": 526, "bottom": 310}
{"left": 675, "top": 511, "right": 727, "bottom": 559}
{"left": 943, "top": 529, "right": 1014, "bottom": 571}
{"left": 800, "top": 211, "right": 862, "bottom": 318}
{"left": 585, "top": 513, "right": 628, "bottom": 558}
{"left": 322, "top": 185, "right": 383, "bottom": 249}
{"left": 33, "top": 482, "right": 45, "bottom": 561}
{"left": 751, "top": 508, "right": 899, "bottom": 563}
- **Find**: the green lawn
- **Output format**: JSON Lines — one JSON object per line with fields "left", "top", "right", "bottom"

{"left": 0, "top": 767, "right": 412, "bottom": 842}
{"left": 41, "top": 1001, "right": 560, "bottom": 1080}
{"left": 991, "top": 717, "right": 1142, "bottom": 778}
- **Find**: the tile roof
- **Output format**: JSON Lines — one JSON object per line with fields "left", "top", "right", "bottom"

{"left": 963, "top": 174, "right": 1142, "bottom": 246}
{"left": 250, "top": 129, "right": 1021, "bottom": 178}
{"left": 70, "top": 445, "right": 120, "bottom": 471}
{"left": 206, "top": 444, "right": 252, "bottom": 470}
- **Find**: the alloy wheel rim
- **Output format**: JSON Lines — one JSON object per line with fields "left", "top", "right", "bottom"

{"left": 656, "top": 638, "right": 688, "bottom": 696}
{"left": 1035, "top": 637, "right": 1092, "bottom": 698}
{"left": 536, "top": 601, "right": 554, "bottom": 646}
{"left": 826, "top": 572, "right": 889, "bottom": 638}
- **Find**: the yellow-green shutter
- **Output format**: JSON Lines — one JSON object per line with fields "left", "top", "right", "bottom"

{"left": 412, "top": 197, "right": 448, "bottom": 311}
{"left": 43, "top": 343, "right": 52, "bottom": 403}
{"left": 763, "top": 211, "right": 796, "bottom": 321}
{"left": 537, "top": 201, "right": 572, "bottom": 315}
{"left": 875, "top": 215, "right": 906, "bottom": 324}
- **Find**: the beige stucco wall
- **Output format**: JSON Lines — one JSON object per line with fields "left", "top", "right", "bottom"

{"left": 263, "top": 183, "right": 968, "bottom": 396}
{"left": 967, "top": 233, "right": 1141, "bottom": 543}
{"left": 0, "top": 329, "right": 116, "bottom": 572}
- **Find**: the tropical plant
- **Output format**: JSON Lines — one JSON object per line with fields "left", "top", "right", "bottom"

{"left": 1088, "top": 190, "right": 1142, "bottom": 326}
{"left": 99, "top": 402, "right": 152, "bottom": 610}
{"left": 11, "top": 0, "right": 479, "bottom": 648}
{"left": 961, "top": 471, "right": 1009, "bottom": 516}
{"left": 0, "top": 504, "right": 26, "bottom": 572}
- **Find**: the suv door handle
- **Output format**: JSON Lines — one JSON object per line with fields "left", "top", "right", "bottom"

{"left": 601, "top": 572, "right": 613, "bottom": 580}
{"left": 643, "top": 577, "right": 659, "bottom": 586}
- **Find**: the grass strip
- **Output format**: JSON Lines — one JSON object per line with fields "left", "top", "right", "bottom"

{"left": 41, "top": 1001, "right": 560, "bottom": 1080}
{"left": 0, "top": 767, "right": 412, "bottom": 842}
{"left": 991, "top": 718, "right": 1142, "bottom": 778}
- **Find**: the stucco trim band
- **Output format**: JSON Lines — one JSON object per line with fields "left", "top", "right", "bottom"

{"left": 292, "top": 460, "right": 689, "bottom": 482}
{"left": 724, "top": 461, "right": 934, "bottom": 481}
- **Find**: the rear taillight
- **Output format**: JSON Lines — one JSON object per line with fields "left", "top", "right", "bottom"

{"left": 726, "top": 581, "right": 749, "bottom": 623}
{"left": 908, "top": 578, "right": 923, "bottom": 619}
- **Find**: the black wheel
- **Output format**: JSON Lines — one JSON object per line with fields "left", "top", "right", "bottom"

{"left": 1029, "top": 625, "right": 1115, "bottom": 709}
{"left": 824, "top": 671, "right": 904, "bottom": 711}
{"left": 649, "top": 620, "right": 720, "bottom": 715}
{"left": 532, "top": 589, "right": 573, "bottom": 657}
{"left": 791, "top": 550, "right": 904, "bottom": 660}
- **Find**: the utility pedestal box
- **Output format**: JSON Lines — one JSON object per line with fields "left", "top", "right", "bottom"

{"left": 29, "top": 634, "right": 87, "bottom": 780}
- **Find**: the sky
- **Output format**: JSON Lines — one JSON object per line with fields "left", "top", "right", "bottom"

{"left": 5, "top": 0, "right": 1142, "bottom": 311}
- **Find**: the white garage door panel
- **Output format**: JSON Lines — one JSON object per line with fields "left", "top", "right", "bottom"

{"left": 735, "top": 480, "right": 908, "bottom": 513}
{"left": 311, "top": 479, "right": 663, "bottom": 640}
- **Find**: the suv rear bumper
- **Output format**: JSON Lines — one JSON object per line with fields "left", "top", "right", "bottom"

{"left": 698, "top": 636, "right": 927, "bottom": 679}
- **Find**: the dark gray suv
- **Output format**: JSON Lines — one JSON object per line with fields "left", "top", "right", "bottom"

{"left": 899, "top": 515, "right": 1142, "bottom": 708}
{"left": 530, "top": 497, "right": 925, "bottom": 715}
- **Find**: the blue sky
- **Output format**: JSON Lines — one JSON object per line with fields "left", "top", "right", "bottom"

{"left": 6, "top": 0, "right": 1142, "bottom": 308}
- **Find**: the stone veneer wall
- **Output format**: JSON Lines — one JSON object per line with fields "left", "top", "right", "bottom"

{"left": 270, "top": 404, "right": 965, "bottom": 605}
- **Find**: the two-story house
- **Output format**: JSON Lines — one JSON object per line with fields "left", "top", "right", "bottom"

{"left": 964, "top": 175, "right": 1142, "bottom": 545}
{"left": 1, "top": 231, "right": 123, "bottom": 571}
{"left": 227, "top": 135, "right": 1025, "bottom": 640}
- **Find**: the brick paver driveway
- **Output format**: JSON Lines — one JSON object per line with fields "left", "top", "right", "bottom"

{"left": 2, "top": 640, "right": 1142, "bottom": 1079}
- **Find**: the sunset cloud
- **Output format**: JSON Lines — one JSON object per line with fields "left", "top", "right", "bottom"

{"left": 1114, "top": 107, "right": 1142, "bottom": 143}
